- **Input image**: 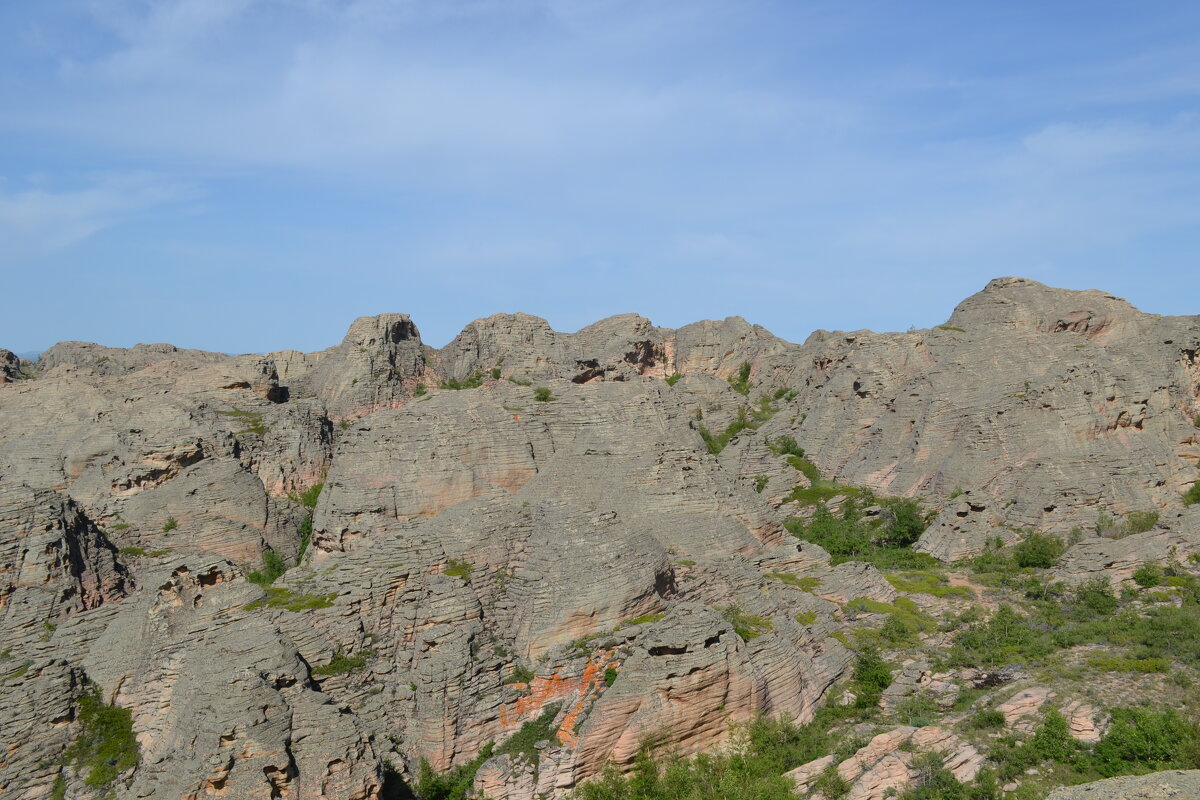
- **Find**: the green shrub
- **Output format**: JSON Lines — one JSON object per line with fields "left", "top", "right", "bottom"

{"left": 497, "top": 703, "right": 562, "bottom": 763}
{"left": 1074, "top": 577, "right": 1118, "bottom": 616}
{"left": 1087, "top": 655, "right": 1170, "bottom": 673}
{"left": 217, "top": 406, "right": 268, "bottom": 435}
{"left": 784, "top": 499, "right": 939, "bottom": 570}
{"left": 1030, "top": 709, "right": 1076, "bottom": 763}
{"left": 1013, "top": 533, "right": 1064, "bottom": 568}
{"left": 951, "top": 605, "right": 1049, "bottom": 667}
{"left": 966, "top": 709, "right": 1006, "bottom": 729}
{"left": 162, "top": 516, "right": 178, "bottom": 532}
{"left": 1093, "top": 707, "right": 1200, "bottom": 776}
{"left": 886, "top": 571, "right": 972, "bottom": 599}
{"left": 1184, "top": 481, "right": 1200, "bottom": 506}
{"left": 503, "top": 665, "right": 535, "bottom": 685}
{"left": 1133, "top": 563, "right": 1164, "bottom": 588}
{"left": 444, "top": 559, "right": 474, "bottom": 581}
{"left": 813, "top": 764, "right": 851, "bottom": 798}
{"left": 1122, "top": 511, "right": 1159, "bottom": 535}
{"left": 604, "top": 667, "right": 618, "bottom": 687}
{"left": 289, "top": 482, "right": 324, "bottom": 509}
{"left": 491, "top": 367, "right": 501, "bottom": 380}
{"left": 766, "top": 573, "right": 820, "bottom": 591}
{"left": 248, "top": 549, "right": 287, "bottom": 586}
{"left": 754, "top": 475, "right": 769, "bottom": 493}
{"left": 768, "top": 436, "right": 805, "bottom": 458}
{"left": 533, "top": 387, "right": 554, "bottom": 402}
{"left": 64, "top": 684, "right": 140, "bottom": 789}
{"left": 416, "top": 743, "right": 495, "bottom": 800}
{"left": 665, "top": 373, "right": 682, "bottom": 386}
{"left": 852, "top": 647, "right": 893, "bottom": 707}
{"left": 441, "top": 371, "right": 484, "bottom": 390}
{"left": 728, "top": 362, "right": 752, "bottom": 395}
{"left": 413, "top": 383, "right": 427, "bottom": 396}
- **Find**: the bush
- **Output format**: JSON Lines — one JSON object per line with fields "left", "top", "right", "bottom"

{"left": 767, "top": 436, "right": 804, "bottom": 458}
{"left": 248, "top": 549, "right": 287, "bottom": 586}
{"left": 65, "top": 684, "right": 140, "bottom": 789}
{"left": 1133, "top": 563, "right": 1164, "bottom": 588}
{"left": 1013, "top": 533, "right": 1064, "bottom": 568}
{"left": 1122, "top": 511, "right": 1159, "bottom": 535}
{"left": 728, "top": 362, "right": 752, "bottom": 395}
{"left": 1185, "top": 481, "right": 1200, "bottom": 506}
{"left": 1074, "top": 577, "right": 1118, "bottom": 616}
{"left": 312, "top": 649, "right": 373, "bottom": 677}
{"left": 966, "top": 709, "right": 1006, "bottom": 729}
{"left": 533, "top": 387, "right": 554, "bottom": 402}
{"left": 162, "top": 516, "right": 178, "bottom": 532}
{"left": 722, "top": 606, "right": 773, "bottom": 640}
{"left": 665, "top": 373, "right": 682, "bottom": 386}
{"left": 852, "top": 647, "right": 893, "bottom": 707}
{"left": 1093, "top": 707, "right": 1200, "bottom": 776}
{"left": 416, "top": 743, "right": 495, "bottom": 800}
{"left": 1030, "top": 709, "right": 1076, "bottom": 763}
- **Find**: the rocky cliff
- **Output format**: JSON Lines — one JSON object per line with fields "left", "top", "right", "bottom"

{"left": 1, "top": 277, "right": 1198, "bottom": 799}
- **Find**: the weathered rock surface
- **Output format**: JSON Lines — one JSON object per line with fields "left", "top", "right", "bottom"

{"left": 1046, "top": 770, "right": 1200, "bottom": 799}
{"left": 2, "top": 277, "right": 1199, "bottom": 798}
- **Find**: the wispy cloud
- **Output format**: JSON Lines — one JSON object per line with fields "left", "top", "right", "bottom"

{"left": 0, "top": 174, "right": 188, "bottom": 260}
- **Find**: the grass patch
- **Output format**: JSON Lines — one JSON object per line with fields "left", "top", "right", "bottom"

{"left": 533, "top": 386, "right": 555, "bottom": 402}
{"left": 508, "top": 376, "right": 533, "bottom": 386}
{"left": 161, "top": 516, "right": 178, "bottom": 532}
{"left": 312, "top": 649, "right": 373, "bottom": 677}
{"left": 795, "top": 611, "right": 818, "bottom": 625}
{"left": 444, "top": 559, "right": 474, "bottom": 581}
{"left": 244, "top": 586, "right": 337, "bottom": 611}
{"left": 847, "top": 596, "right": 936, "bottom": 647}
{"left": 722, "top": 606, "right": 773, "bottom": 640}
{"left": 1185, "top": 481, "right": 1200, "bottom": 506}
{"left": 936, "top": 325, "right": 966, "bottom": 333}
{"left": 753, "top": 475, "right": 769, "bottom": 493}
{"left": 665, "top": 373, "right": 682, "bottom": 386}
{"left": 217, "top": 406, "right": 268, "bottom": 436}
{"left": 1087, "top": 655, "right": 1170, "bottom": 673}
{"left": 766, "top": 573, "right": 821, "bottom": 591}
{"left": 767, "top": 435, "right": 805, "bottom": 458}
{"left": 622, "top": 613, "right": 666, "bottom": 627}
{"left": 886, "top": 571, "right": 972, "bottom": 599}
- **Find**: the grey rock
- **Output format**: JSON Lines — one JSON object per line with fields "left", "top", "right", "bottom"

{"left": 1046, "top": 770, "right": 1200, "bottom": 799}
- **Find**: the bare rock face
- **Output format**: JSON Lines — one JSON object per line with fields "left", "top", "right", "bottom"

{"left": 1046, "top": 770, "right": 1200, "bottom": 799}
{"left": 0, "top": 348, "right": 19, "bottom": 382}
{"left": 0, "top": 485, "right": 127, "bottom": 635}
{"left": 289, "top": 313, "right": 427, "bottom": 421}
{"left": 1053, "top": 508, "right": 1200, "bottom": 585}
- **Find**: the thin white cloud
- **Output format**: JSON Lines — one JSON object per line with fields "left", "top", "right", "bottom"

{"left": 0, "top": 174, "right": 188, "bottom": 261}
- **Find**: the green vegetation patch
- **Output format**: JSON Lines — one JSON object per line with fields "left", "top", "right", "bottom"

{"left": 312, "top": 649, "right": 374, "bottom": 677}
{"left": 766, "top": 573, "right": 821, "bottom": 591}
{"left": 727, "top": 362, "right": 752, "bottom": 395}
{"left": 665, "top": 373, "right": 682, "bottom": 386}
{"left": 248, "top": 549, "right": 287, "bottom": 586}
{"left": 533, "top": 386, "right": 555, "bottom": 402}
{"left": 440, "top": 371, "right": 484, "bottom": 390}
{"left": 245, "top": 586, "right": 337, "bottom": 611}
{"left": 783, "top": 496, "right": 939, "bottom": 570}
{"left": 936, "top": 325, "right": 966, "bottom": 333}
{"left": 1185, "top": 481, "right": 1200, "bottom": 506}
{"left": 217, "top": 406, "right": 268, "bottom": 436}
{"left": 503, "top": 664, "right": 536, "bottom": 685}
{"left": 64, "top": 684, "right": 140, "bottom": 790}
{"left": 721, "top": 606, "right": 773, "bottom": 640}
{"left": 886, "top": 571, "right": 972, "bottom": 599}
{"left": 1087, "top": 655, "right": 1170, "bottom": 674}
{"left": 444, "top": 559, "right": 475, "bottom": 581}
{"left": 622, "top": 612, "right": 666, "bottom": 627}
{"left": 497, "top": 702, "right": 563, "bottom": 763}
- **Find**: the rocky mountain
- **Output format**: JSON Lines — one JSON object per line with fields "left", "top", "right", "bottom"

{"left": 1, "top": 277, "right": 1198, "bottom": 800}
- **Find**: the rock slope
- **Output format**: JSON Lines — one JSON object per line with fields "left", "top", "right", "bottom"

{"left": 1, "top": 277, "right": 1198, "bottom": 799}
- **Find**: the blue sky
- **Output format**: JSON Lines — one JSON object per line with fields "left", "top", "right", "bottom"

{"left": 1, "top": 1, "right": 1198, "bottom": 354}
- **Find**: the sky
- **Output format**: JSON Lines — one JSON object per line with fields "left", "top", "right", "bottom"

{"left": 1, "top": 0, "right": 1198, "bottom": 355}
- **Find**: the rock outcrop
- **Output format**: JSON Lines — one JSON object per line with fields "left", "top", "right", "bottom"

{"left": 2, "top": 277, "right": 1199, "bottom": 799}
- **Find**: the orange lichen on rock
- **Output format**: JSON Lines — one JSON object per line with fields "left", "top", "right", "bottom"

{"left": 499, "top": 650, "right": 621, "bottom": 749}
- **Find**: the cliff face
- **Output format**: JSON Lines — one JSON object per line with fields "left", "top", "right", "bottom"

{"left": 1, "top": 277, "right": 1198, "bottom": 799}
